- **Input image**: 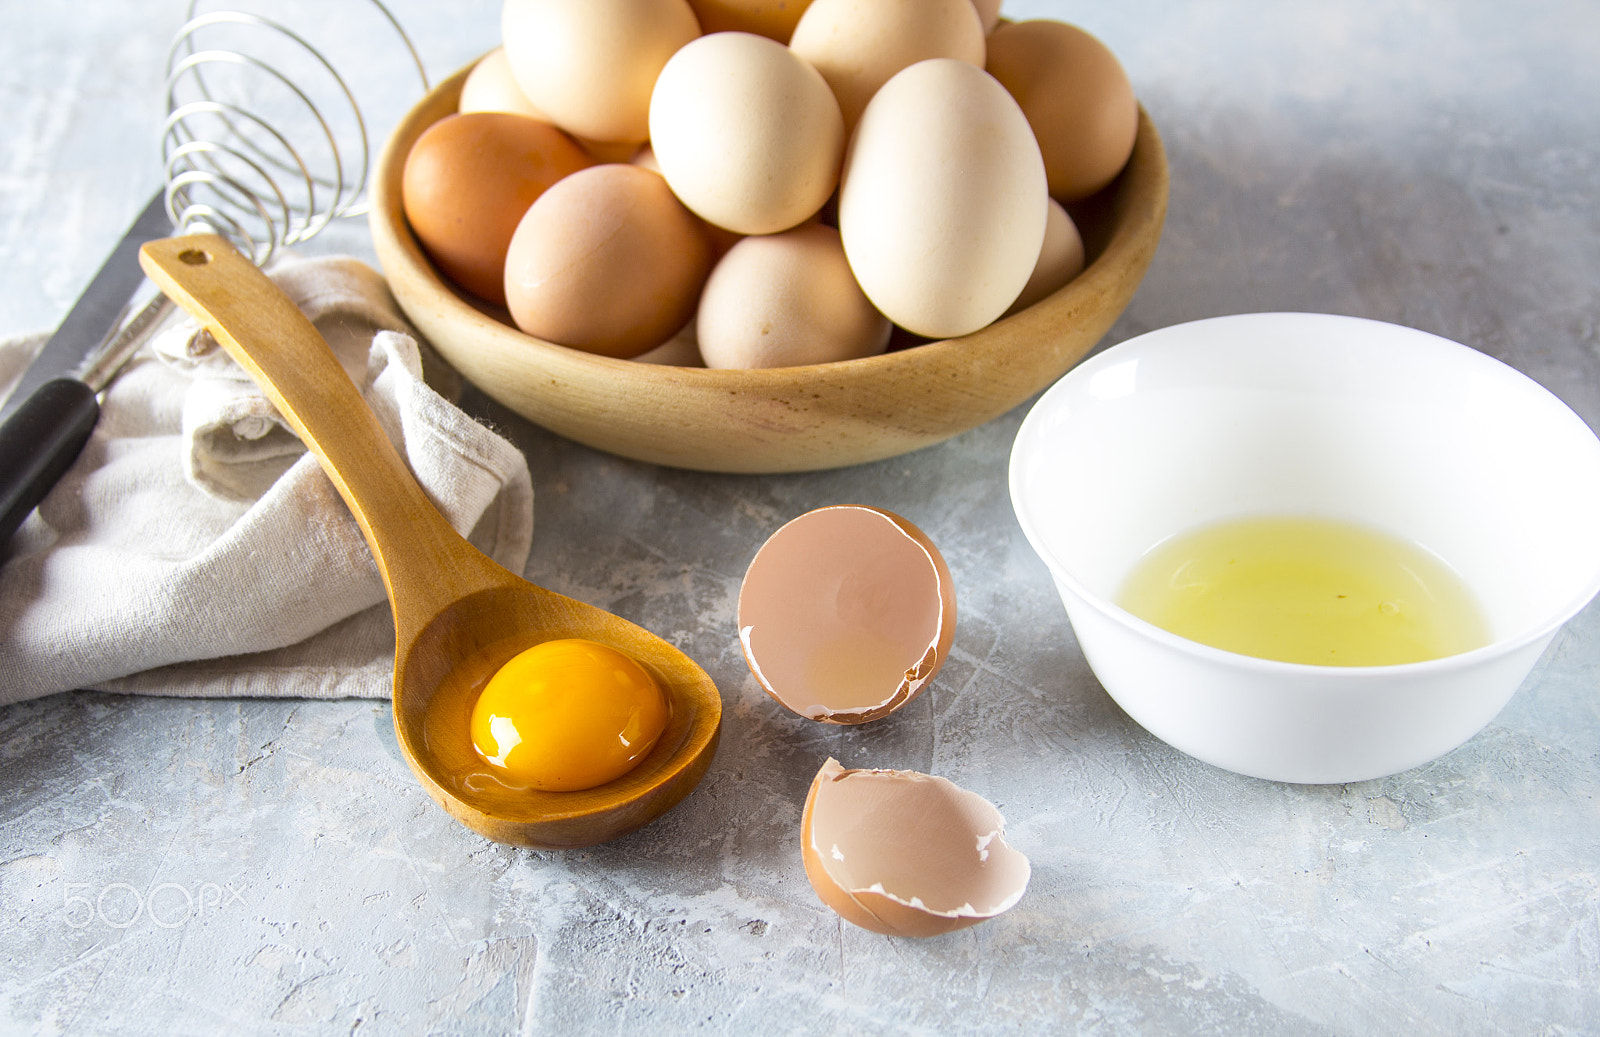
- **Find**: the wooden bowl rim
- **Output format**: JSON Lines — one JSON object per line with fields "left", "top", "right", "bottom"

{"left": 369, "top": 59, "right": 1169, "bottom": 471}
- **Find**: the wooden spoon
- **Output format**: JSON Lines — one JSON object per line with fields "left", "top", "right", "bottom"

{"left": 138, "top": 234, "right": 722, "bottom": 849}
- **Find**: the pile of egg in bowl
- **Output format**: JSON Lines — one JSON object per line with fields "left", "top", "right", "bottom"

{"left": 399, "top": 0, "right": 1140, "bottom": 368}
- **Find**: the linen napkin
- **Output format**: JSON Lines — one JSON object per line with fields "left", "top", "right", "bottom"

{"left": 0, "top": 255, "right": 533, "bottom": 706}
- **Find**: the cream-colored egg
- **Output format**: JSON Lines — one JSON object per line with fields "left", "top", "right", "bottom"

{"left": 501, "top": 0, "right": 701, "bottom": 144}
{"left": 985, "top": 19, "right": 1138, "bottom": 201}
{"left": 458, "top": 47, "right": 548, "bottom": 119}
{"left": 697, "top": 223, "right": 889, "bottom": 369}
{"left": 1003, "top": 197, "right": 1085, "bottom": 317}
{"left": 838, "top": 58, "right": 1047, "bottom": 339}
{"left": 788, "top": 0, "right": 985, "bottom": 129}
{"left": 684, "top": 0, "right": 812, "bottom": 40}
{"left": 649, "top": 31, "right": 844, "bottom": 235}
{"left": 503, "top": 163, "right": 713, "bottom": 358}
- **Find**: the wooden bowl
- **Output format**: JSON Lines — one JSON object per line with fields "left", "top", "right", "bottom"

{"left": 370, "top": 63, "right": 1169, "bottom": 474}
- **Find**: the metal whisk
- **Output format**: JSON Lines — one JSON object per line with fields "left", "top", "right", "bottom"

{"left": 162, "top": 0, "right": 427, "bottom": 264}
{"left": 0, "top": 0, "right": 431, "bottom": 545}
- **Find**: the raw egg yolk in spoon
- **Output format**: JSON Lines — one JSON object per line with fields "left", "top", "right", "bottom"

{"left": 469, "top": 638, "right": 669, "bottom": 791}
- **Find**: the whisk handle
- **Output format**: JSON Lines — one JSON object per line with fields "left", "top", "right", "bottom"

{"left": 0, "top": 378, "right": 100, "bottom": 548}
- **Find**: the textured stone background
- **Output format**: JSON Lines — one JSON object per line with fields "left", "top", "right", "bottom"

{"left": 2, "top": 1, "right": 1598, "bottom": 1033}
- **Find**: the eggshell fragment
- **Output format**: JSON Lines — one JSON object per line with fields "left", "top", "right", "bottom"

{"left": 697, "top": 223, "right": 889, "bottom": 369}
{"left": 401, "top": 112, "right": 593, "bottom": 304}
{"left": 985, "top": 19, "right": 1139, "bottom": 202}
{"left": 838, "top": 58, "right": 1048, "bottom": 339}
{"left": 501, "top": 0, "right": 701, "bottom": 144}
{"left": 503, "top": 163, "right": 714, "bottom": 358}
{"left": 649, "top": 31, "right": 844, "bottom": 235}
{"left": 801, "top": 758, "right": 1031, "bottom": 937}
{"left": 789, "top": 0, "right": 986, "bottom": 130}
{"left": 738, "top": 505, "right": 954, "bottom": 724}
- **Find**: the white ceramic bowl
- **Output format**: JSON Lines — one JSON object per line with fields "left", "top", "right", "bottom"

{"left": 1009, "top": 312, "right": 1600, "bottom": 784}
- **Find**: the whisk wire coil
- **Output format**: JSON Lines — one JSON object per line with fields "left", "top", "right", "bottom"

{"left": 160, "top": 0, "right": 427, "bottom": 265}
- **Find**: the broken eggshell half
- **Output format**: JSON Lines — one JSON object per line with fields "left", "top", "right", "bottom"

{"left": 801, "top": 757, "right": 1031, "bottom": 937}
{"left": 737, "top": 505, "right": 955, "bottom": 724}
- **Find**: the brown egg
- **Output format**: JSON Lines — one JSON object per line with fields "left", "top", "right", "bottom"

{"left": 985, "top": 19, "right": 1138, "bottom": 202}
{"left": 503, "top": 163, "right": 714, "bottom": 359}
{"left": 401, "top": 112, "right": 593, "bottom": 304}
{"left": 1003, "top": 196, "right": 1086, "bottom": 317}
{"left": 801, "top": 757, "right": 1031, "bottom": 937}
{"left": 685, "top": 0, "right": 812, "bottom": 40}
{"left": 697, "top": 223, "right": 889, "bottom": 369}
{"left": 738, "top": 505, "right": 955, "bottom": 724}
{"left": 579, "top": 137, "right": 647, "bottom": 164}
{"left": 789, "top": 0, "right": 986, "bottom": 130}
{"left": 970, "top": 0, "right": 1001, "bottom": 34}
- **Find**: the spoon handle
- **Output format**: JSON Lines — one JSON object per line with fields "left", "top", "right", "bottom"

{"left": 138, "top": 233, "right": 503, "bottom": 620}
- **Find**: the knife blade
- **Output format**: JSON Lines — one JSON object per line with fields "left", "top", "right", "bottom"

{"left": 0, "top": 189, "right": 174, "bottom": 548}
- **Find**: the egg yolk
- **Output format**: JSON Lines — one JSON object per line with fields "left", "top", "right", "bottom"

{"left": 469, "top": 638, "right": 669, "bottom": 792}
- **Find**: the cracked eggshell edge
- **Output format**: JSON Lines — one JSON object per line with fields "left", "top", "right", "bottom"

{"left": 799, "top": 757, "right": 1031, "bottom": 937}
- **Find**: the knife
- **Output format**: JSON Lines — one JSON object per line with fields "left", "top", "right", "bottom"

{"left": 0, "top": 190, "right": 174, "bottom": 547}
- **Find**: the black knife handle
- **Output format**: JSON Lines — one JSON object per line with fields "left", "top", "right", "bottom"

{"left": 0, "top": 378, "right": 101, "bottom": 548}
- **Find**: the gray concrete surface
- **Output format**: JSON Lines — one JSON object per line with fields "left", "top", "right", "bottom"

{"left": 3, "top": 1, "right": 1598, "bottom": 1033}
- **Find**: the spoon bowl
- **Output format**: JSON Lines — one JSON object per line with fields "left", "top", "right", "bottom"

{"left": 139, "top": 234, "right": 722, "bottom": 848}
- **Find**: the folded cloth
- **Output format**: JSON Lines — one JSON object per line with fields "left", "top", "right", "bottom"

{"left": 0, "top": 255, "right": 534, "bottom": 706}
